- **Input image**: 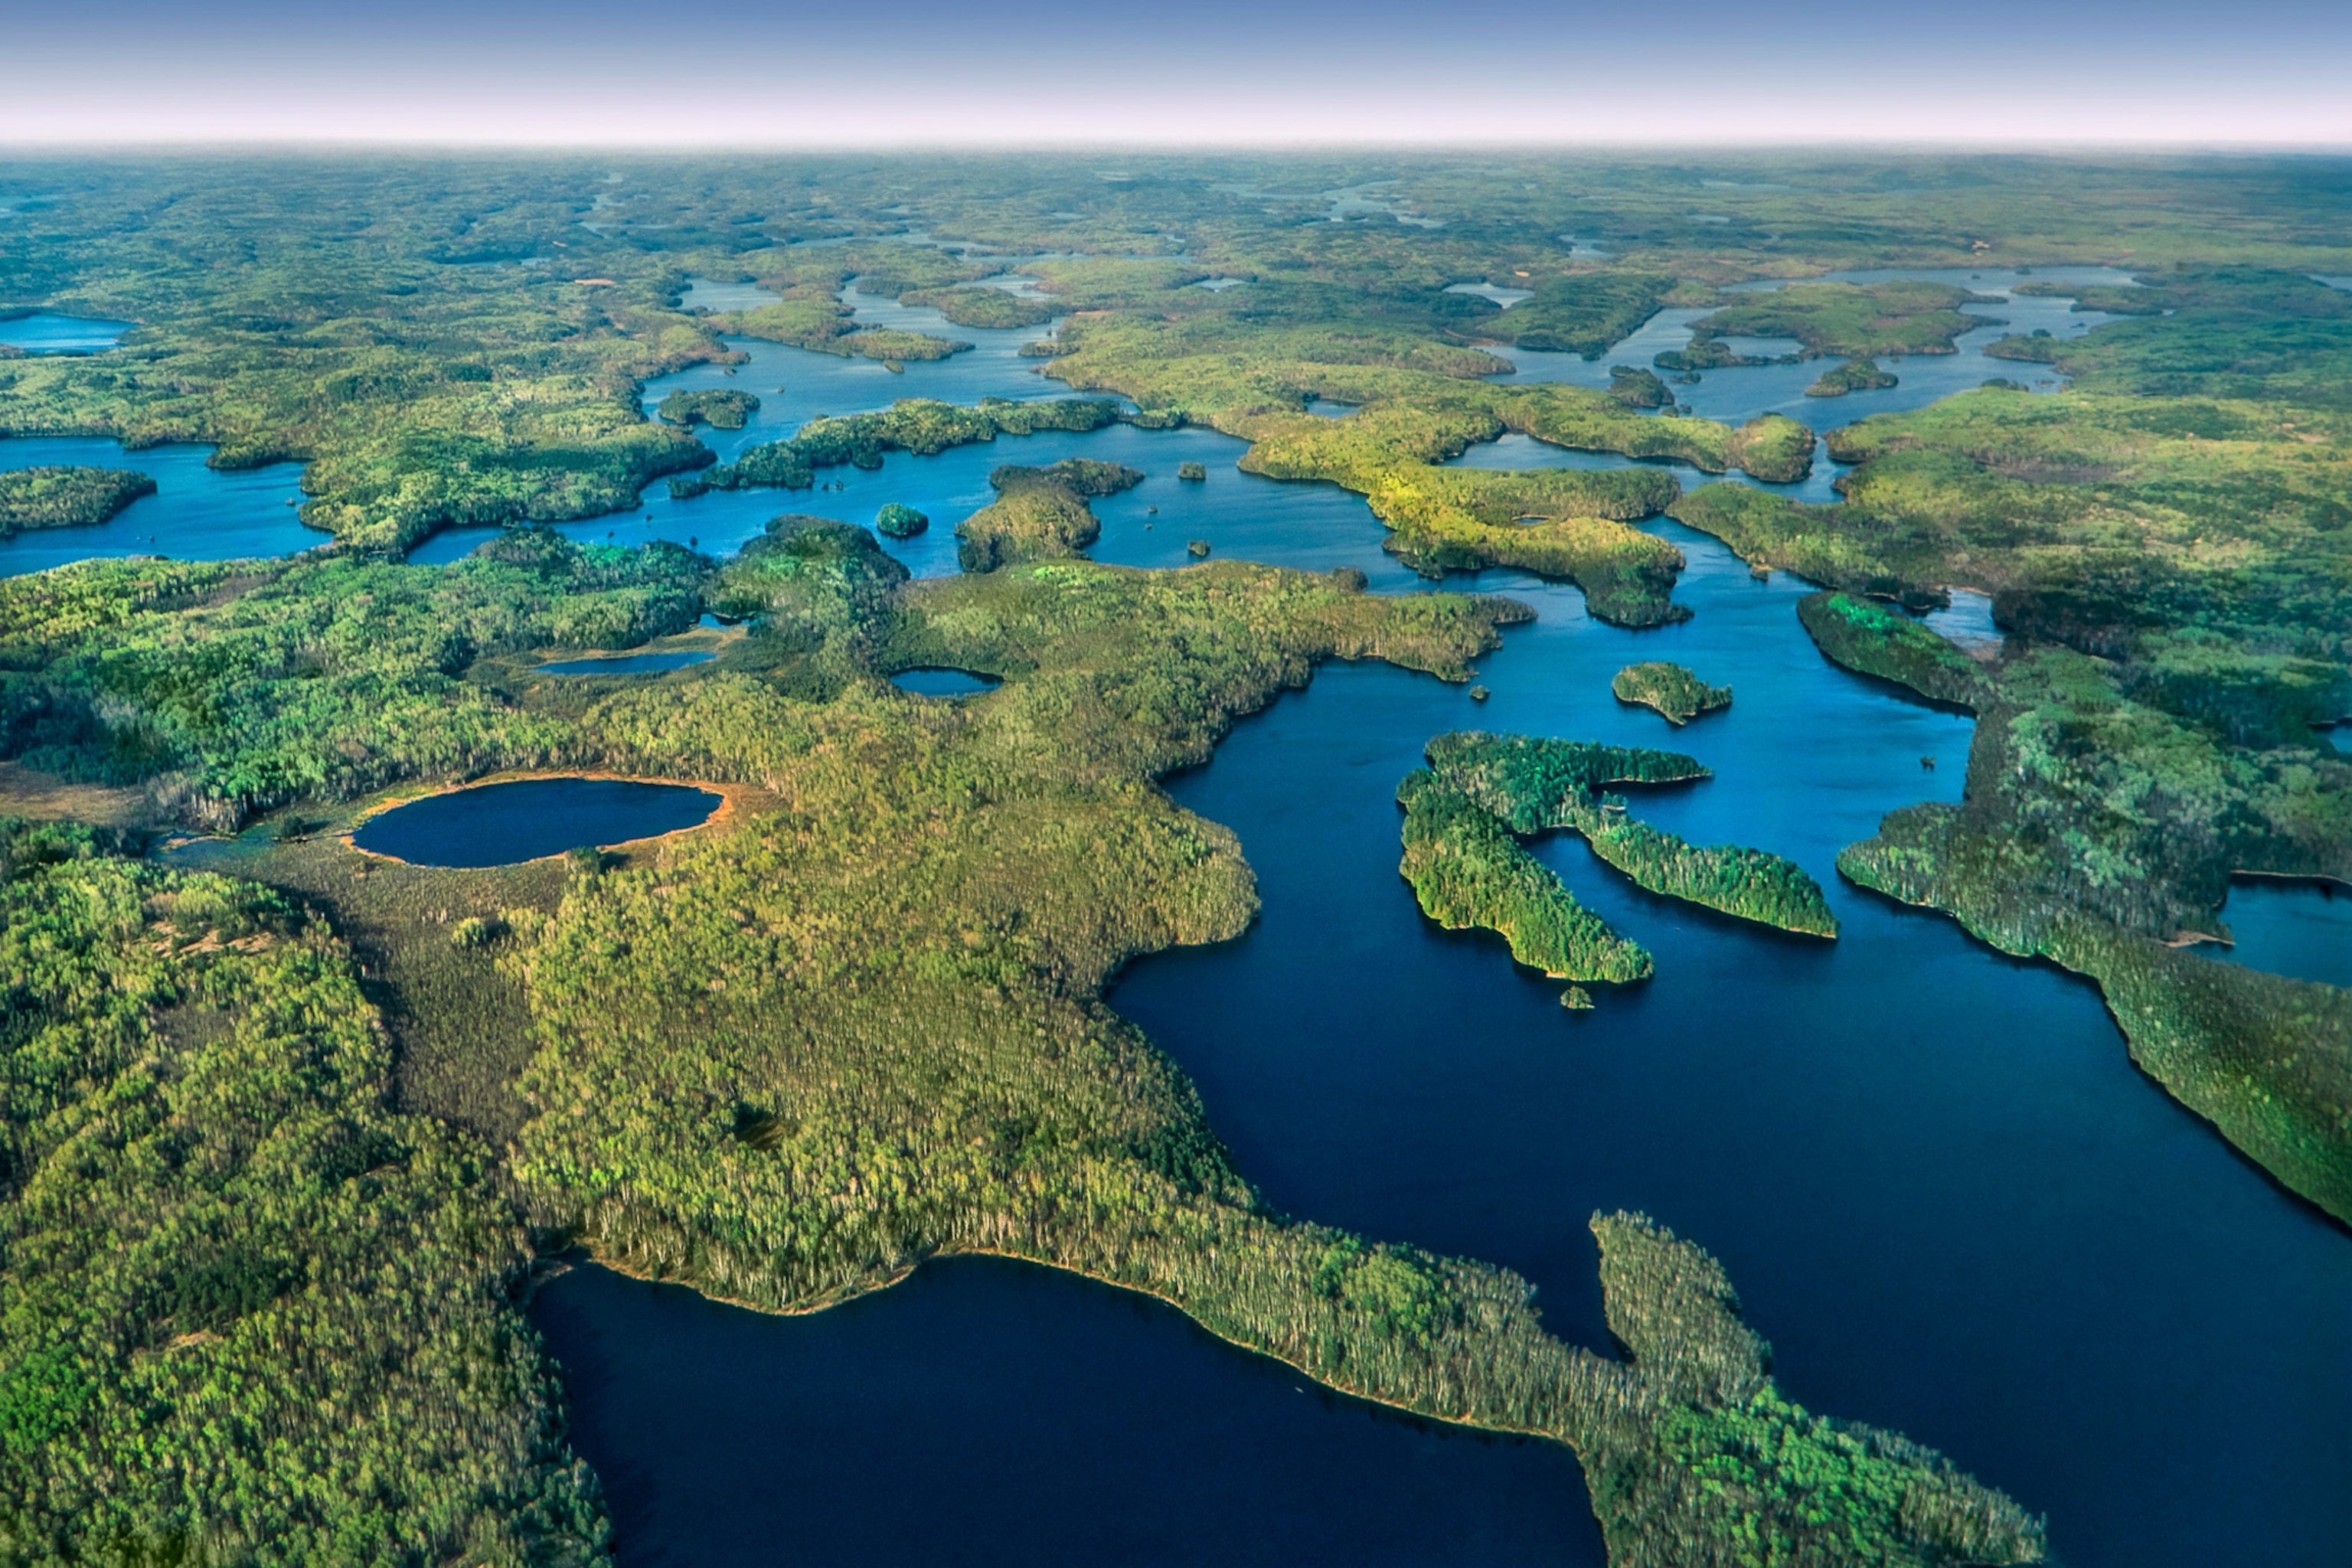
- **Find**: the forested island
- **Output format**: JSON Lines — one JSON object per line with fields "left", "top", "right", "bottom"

{"left": 0, "top": 150, "right": 2345, "bottom": 1568}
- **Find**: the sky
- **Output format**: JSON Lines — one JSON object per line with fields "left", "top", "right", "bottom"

{"left": 4, "top": 0, "right": 2348, "bottom": 147}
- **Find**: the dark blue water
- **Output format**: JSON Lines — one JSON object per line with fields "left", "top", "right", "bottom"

{"left": 537, "top": 650, "right": 714, "bottom": 675}
{"left": 890, "top": 668, "right": 1001, "bottom": 697}
{"left": 534, "top": 1257, "right": 1596, "bottom": 1568}
{"left": 352, "top": 778, "right": 720, "bottom": 867}
{"left": 2197, "top": 878, "right": 2352, "bottom": 988}
{"left": 0, "top": 312, "right": 131, "bottom": 354}
{"left": 0, "top": 435, "right": 315, "bottom": 575}
{"left": 1105, "top": 530, "right": 2352, "bottom": 1568}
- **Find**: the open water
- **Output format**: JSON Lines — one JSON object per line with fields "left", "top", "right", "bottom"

{"left": 0, "top": 434, "right": 314, "bottom": 576}
{"left": 351, "top": 778, "right": 720, "bottom": 867}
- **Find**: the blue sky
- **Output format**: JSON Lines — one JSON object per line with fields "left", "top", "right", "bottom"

{"left": 6, "top": 0, "right": 2347, "bottom": 145}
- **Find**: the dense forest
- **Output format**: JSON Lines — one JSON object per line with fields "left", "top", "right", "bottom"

{"left": 1, "top": 149, "right": 2347, "bottom": 1564}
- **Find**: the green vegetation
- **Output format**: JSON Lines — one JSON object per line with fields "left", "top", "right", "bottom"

{"left": 1414, "top": 733, "right": 1838, "bottom": 938}
{"left": 678, "top": 396, "right": 1120, "bottom": 495}
{"left": 1608, "top": 366, "right": 1675, "bottom": 409}
{"left": 0, "top": 818, "right": 603, "bottom": 1565}
{"left": 1178, "top": 461, "right": 1207, "bottom": 482}
{"left": 1805, "top": 358, "right": 1898, "bottom": 397}
{"left": 1468, "top": 270, "right": 1684, "bottom": 358}
{"left": 874, "top": 501, "right": 928, "bottom": 537}
{"left": 1396, "top": 769, "right": 1654, "bottom": 983}
{"left": 1688, "top": 281, "right": 1999, "bottom": 359}
{"left": 0, "top": 465, "right": 156, "bottom": 534}
{"left": 956, "top": 460, "right": 1142, "bottom": 573}
{"left": 900, "top": 286, "right": 1058, "bottom": 330}
{"left": 1795, "top": 593, "right": 1986, "bottom": 707}
{"left": 1612, "top": 661, "right": 1733, "bottom": 724}
{"left": 1664, "top": 280, "right": 2352, "bottom": 1215}
{"left": 18, "top": 149, "right": 2352, "bottom": 1561}
{"left": 655, "top": 387, "right": 759, "bottom": 429}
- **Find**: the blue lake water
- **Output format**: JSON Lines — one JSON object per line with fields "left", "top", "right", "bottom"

{"left": 537, "top": 650, "right": 714, "bottom": 675}
{"left": 890, "top": 667, "right": 1001, "bottom": 697}
{"left": 534, "top": 1257, "right": 1594, "bottom": 1568}
{"left": 2198, "top": 878, "right": 2352, "bottom": 989}
{"left": 352, "top": 778, "right": 720, "bottom": 867}
{"left": 414, "top": 421, "right": 1428, "bottom": 590}
{"left": 0, "top": 312, "right": 132, "bottom": 354}
{"left": 0, "top": 434, "right": 315, "bottom": 575}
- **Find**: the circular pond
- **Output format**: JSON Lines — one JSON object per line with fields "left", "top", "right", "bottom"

{"left": 351, "top": 777, "right": 722, "bottom": 867}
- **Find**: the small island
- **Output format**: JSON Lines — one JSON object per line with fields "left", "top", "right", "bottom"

{"left": 1805, "top": 358, "right": 1899, "bottom": 397}
{"left": 874, "top": 501, "right": 928, "bottom": 537}
{"left": 0, "top": 465, "right": 156, "bottom": 536}
{"left": 656, "top": 388, "right": 761, "bottom": 430}
{"left": 1178, "top": 461, "right": 1207, "bottom": 482}
{"left": 1612, "top": 661, "right": 1732, "bottom": 724}
{"left": 1606, "top": 364, "right": 1674, "bottom": 408}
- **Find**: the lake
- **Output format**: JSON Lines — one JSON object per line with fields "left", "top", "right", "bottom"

{"left": 351, "top": 777, "right": 721, "bottom": 867}
{"left": 0, "top": 435, "right": 315, "bottom": 576}
{"left": 2197, "top": 877, "right": 2352, "bottom": 989}
{"left": 531, "top": 521, "right": 2352, "bottom": 1568}
{"left": 0, "top": 312, "right": 132, "bottom": 354}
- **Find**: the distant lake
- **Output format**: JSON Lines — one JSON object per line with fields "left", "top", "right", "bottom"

{"left": 0, "top": 312, "right": 131, "bottom": 354}
{"left": 352, "top": 778, "right": 721, "bottom": 867}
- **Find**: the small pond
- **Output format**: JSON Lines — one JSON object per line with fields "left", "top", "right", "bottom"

{"left": 537, "top": 649, "right": 715, "bottom": 676}
{"left": 0, "top": 312, "right": 132, "bottom": 354}
{"left": 890, "top": 667, "right": 1001, "bottom": 697}
{"left": 352, "top": 778, "right": 721, "bottom": 867}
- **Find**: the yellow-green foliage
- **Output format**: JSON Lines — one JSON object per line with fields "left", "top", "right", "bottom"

{"left": 1418, "top": 731, "right": 1837, "bottom": 937}
{"left": 0, "top": 819, "right": 604, "bottom": 1566}
{"left": 0, "top": 466, "right": 155, "bottom": 534}
{"left": 954, "top": 461, "right": 1142, "bottom": 573}
{"left": 1805, "top": 358, "right": 1899, "bottom": 397}
{"left": 1612, "top": 661, "right": 1732, "bottom": 724}
{"left": 1396, "top": 770, "right": 1654, "bottom": 982}
{"left": 656, "top": 387, "right": 759, "bottom": 429}
{"left": 1690, "top": 281, "right": 1999, "bottom": 358}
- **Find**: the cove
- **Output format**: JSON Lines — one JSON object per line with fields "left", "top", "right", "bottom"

{"left": 0, "top": 435, "right": 315, "bottom": 577}
{"left": 2195, "top": 877, "right": 2352, "bottom": 989}
{"left": 351, "top": 778, "right": 720, "bottom": 867}
{"left": 532, "top": 1256, "right": 1597, "bottom": 1568}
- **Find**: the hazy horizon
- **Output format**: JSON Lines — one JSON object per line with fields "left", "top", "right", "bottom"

{"left": 8, "top": 0, "right": 2347, "bottom": 148}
